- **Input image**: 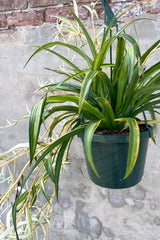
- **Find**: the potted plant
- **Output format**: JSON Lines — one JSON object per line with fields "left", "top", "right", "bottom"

{"left": 2, "top": 1, "right": 159, "bottom": 239}
{"left": 24, "top": 8, "right": 160, "bottom": 191}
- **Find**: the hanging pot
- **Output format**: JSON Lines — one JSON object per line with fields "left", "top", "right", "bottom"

{"left": 80, "top": 125, "right": 153, "bottom": 189}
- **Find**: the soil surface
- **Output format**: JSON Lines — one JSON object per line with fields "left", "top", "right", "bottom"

{"left": 95, "top": 124, "right": 148, "bottom": 136}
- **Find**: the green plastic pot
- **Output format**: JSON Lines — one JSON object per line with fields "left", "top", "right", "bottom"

{"left": 80, "top": 126, "right": 152, "bottom": 189}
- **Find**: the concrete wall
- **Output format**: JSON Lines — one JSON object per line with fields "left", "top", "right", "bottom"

{"left": 0, "top": 1, "right": 160, "bottom": 239}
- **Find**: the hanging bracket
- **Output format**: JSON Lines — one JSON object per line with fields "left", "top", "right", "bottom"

{"left": 100, "top": 0, "right": 118, "bottom": 28}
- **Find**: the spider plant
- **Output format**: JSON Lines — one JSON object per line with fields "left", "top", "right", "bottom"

{"left": 11, "top": 3, "right": 160, "bottom": 239}
{"left": 26, "top": 10, "right": 160, "bottom": 181}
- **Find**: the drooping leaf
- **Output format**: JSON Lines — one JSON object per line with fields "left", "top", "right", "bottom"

{"left": 12, "top": 200, "right": 20, "bottom": 240}
{"left": 24, "top": 41, "right": 92, "bottom": 68}
{"left": 46, "top": 111, "right": 77, "bottom": 138}
{"left": 115, "top": 118, "right": 140, "bottom": 179}
{"left": 40, "top": 47, "right": 84, "bottom": 74}
{"left": 29, "top": 97, "right": 46, "bottom": 164}
{"left": 16, "top": 190, "right": 29, "bottom": 206}
{"left": 44, "top": 155, "right": 55, "bottom": 183}
{"left": 40, "top": 179, "right": 50, "bottom": 203}
{"left": 84, "top": 120, "right": 101, "bottom": 177}
{"left": 55, "top": 141, "right": 68, "bottom": 199}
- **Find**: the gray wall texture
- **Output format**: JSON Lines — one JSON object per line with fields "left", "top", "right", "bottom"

{"left": 0, "top": 1, "right": 160, "bottom": 239}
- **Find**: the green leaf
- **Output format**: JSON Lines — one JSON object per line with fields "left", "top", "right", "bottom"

{"left": 55, "top": 141, "right": 69, "bottom": 199}
{"left": 12, "top": 201, "right": 20, "bottom": 240}
{"left": 93, "top": 36, "right": 117, "bottom": 70}
{"left": 117, "top": 66, "right": 139, "bottom": 116}
{"left": 133, "top": 99, "right": 160, "bottom": 117}
{"left": 44, "top": 69, "right": 88, "bottom": 89}
{"left": 131, "top": 92, "right": 160, "bottom": 117}
{"left": 25, "top": 41, "right": 92, "bottom": 69}
{"left": 44, "top": 155, "right": 56, "bottom": 183}
{"left": 40, "top": 179, "right": 50, "bottom": 203}
{"left": 16, "top": 190, "right": 29, "bottom": 206}
{"left": 91, "top": 71, "right": 111, "bottom": 98}
{"left": 84, "top": 120, "right": 101, "bottom": 177}
{"left": 139, "top": 62, "right": 160, "bottom": 88}
{"left": 46, "top": 95, "right": 104, "bottom": 120}
{"left": 119, "top": 33, "right": 141, "bottom": 60}
{"left": 31, "top": 185, "right": 37, "bottom": 206}
{"left": 112, "top": 37, "right": 125, "bottom": 84}
{"left": 130, "top": 85, "right": 160, "bottom": 116}
{"left": 41, "top": 47, "right": 83, "bottom": 74}
{"left": 116, "top": 18, "right": 149, "bottom": 40}
{"left": 97, "top": 97, "right": 116, "bottom": 129}
{"left": 115, "top": 118, "right": 140, "bottom": 179}
{"left": 79, "top": 70, "right": 98, "bottom": 113}
{"left": 29, "top": 97, "right": 46, "bottom": 164}
{"left": 37, "top": 126, "right": 85, "bottom": 164}
{"left": 115, "top": 45, "right": 138, "bottom": 114}
{"left": 41, "top": 82, "right": 97, "bottom": 101}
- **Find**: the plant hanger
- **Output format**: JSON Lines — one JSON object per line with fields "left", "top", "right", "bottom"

{"left": 101, "top": 0, "right": 118, "bottom": 28}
